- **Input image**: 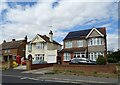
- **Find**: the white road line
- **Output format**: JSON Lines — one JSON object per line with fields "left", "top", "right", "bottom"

{"left": 20, "top": 77, "right": 39, "bottom": 81}
{"left": 2, "top": 74, "right": 22, "bottom": 78}
{"left": 20, "top": 77, "right": 28, "bottom": 80}
{"left": 28, "top": 77, "right": 39, "bottom": 81}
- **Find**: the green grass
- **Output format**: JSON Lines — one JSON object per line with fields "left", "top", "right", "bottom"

{"left": 52, "top": 69, "right": 117, "bottom": 78}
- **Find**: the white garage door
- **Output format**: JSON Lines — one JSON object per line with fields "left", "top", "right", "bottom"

{"left": 47, "top": 55, "right": 56, "bottom": 63}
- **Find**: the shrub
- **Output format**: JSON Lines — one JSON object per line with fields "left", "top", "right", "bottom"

{"left": 108, "top": 58, "right": 117, "bottom": 63}
{"left": 96, "top": 55, "right": 106, "bottom": 65}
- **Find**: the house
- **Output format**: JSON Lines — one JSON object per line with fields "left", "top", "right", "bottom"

{"left": 1, "top": 37, "right": 27, "bottom": 62}
{"left": 26, "top": 30, "right": 62, "bottom": 64}
{"left": 61, "top": 27, "right": 107, "bottom": 64}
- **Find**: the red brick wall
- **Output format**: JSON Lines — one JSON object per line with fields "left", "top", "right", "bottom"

{"left": 54, "top": 64, "right": 116, "bottom": 73}
{"left": 31, "top": 64, "right": 53, "bottom": 70}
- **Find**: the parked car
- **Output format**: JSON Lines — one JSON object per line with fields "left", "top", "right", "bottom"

{"left": 32, "top": 60, "right": 47, "bottom": 64}
{"left": 69, "top": 58, "right": 88, "bottom": 64}
{"left": 70, "top": 58, "right": 96, "bottom": 65}
{"left": 78, "top": 58, "right": 89, "bottom": 64}
{"left": 69, "top": 58, "right": 81, "bottom": 64}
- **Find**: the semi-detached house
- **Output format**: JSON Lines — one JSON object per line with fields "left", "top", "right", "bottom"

{"left": 61, "top": 27, "right": 107, "bottom": 65}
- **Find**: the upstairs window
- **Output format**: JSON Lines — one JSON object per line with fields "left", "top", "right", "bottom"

{"left": 88, "top": 38, "right": 103, "bottom": 46}
{"left": 28, "top": 44, "right": 32, "bottom": 51}
{"left": 77, "top": 40, "right": 83, "bottom": 47}
{"left": 36, "top": 42, "right": 44, "bottom": 50}
{"left": 65, "top": 41, "right": 72, "bottom": 48}
{"left": 5, "top": 49, "right": 10, "bottom": 53}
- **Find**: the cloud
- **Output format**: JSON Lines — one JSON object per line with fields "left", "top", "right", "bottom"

{"left": 107, "top": 33, "right": 118, "bottom": 51}
{"left": 0, "top": 1, "right": 118, "bottom": 51}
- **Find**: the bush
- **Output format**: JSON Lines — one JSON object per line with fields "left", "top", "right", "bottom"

{"left": 108, "top": 58, "right": 117, "bottom": 63}
{"left": 96, "top": 55, "right": 106, "bottom": 65}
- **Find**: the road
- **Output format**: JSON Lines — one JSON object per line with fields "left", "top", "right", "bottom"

{"left": 1, "top": 69, "right": 119, "bottom": 85}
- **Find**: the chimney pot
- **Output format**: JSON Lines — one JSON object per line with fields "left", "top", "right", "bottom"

{"left": 3, "top": 40, "right": 6, "bottom": 43}
{"left": 12, "top": 39, "right": 15, "bottom": 41}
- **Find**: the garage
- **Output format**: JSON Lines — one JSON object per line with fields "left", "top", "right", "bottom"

{"left": 47, "top": 55, "right": 56, "bottom": 63}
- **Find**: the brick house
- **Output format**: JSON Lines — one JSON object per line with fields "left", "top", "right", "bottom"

{"left": 1, "top": 37, "right": 27, "bottom": 62}
{"left": 26, "top": 30, "right": 62, "bottom": 64}
{"left": 61, "top": 27, "right": 107, "bottom": 65}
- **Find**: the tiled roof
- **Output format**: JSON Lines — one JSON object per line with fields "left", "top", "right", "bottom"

{"left": 1, "top": 40, "right": 26, "bottom": 50}
{"left": 63, "top": 27, "right": 106, "bottom": 41}
{"left": 38, "top": 34, "right": 62, "bottom": 46}
{"left": 60, "top": 47, "right": 86, "bottom": 53}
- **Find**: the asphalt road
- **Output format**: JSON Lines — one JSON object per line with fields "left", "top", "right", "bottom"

{"left": 1, "top": 69, "right": 119, "bottom": 85}
{"left": 2, "top": 75, "right": 83, "bottom": 85}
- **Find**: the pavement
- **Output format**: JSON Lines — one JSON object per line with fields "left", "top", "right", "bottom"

{"left": 13, "top": 65, "right": 26, "bottom": 70}
{"left": 22, "top": 67, "right": 53, "bottom": 74}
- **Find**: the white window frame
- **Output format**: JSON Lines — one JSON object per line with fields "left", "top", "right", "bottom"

{"left": 28, "top": 44, "right": 32, "bottom": 51}
{"left": 65, "top": 41, "right": 72, "bottom": 48}
{"left": 89, "top": 52, "right": 104, "bottom": 61}
{"left": 77, "top": 40, "right": 83, "bottom": 47}
{"left": 88, "top": 38, "right": 104, "bottom": 46}
{"left": 64, "top": 53, "right": 71, "bottom": 61}
{"left": 74, "top": 52, "right": 86, "bottom": 58}
{"left": 35, "top": 54, "right": 44, "bottom": 61}
{"left": 36, "top": 42, "right": 44, "bottom": 50}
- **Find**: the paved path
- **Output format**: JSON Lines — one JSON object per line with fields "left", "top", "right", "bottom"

{"left": 22, "top": 67, "right": 53, "bottom": 74}
{"left": 13, "top": 65, "right": 26, "bottom": 70}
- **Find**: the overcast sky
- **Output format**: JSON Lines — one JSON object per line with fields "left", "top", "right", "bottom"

{"left": 0, "top": 0, "right": 119, "bottom": 51}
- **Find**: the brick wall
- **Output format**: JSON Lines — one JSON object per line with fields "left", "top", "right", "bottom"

{"left": 31, "top": 64, "right": 53, "bottom": 70}
{"left": 54, "top": 64, "right": 117, "bottom": 73}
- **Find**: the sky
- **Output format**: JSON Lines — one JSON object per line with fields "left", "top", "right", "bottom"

{"left": 0, "top": 0, "right": 119, "bottom": 51}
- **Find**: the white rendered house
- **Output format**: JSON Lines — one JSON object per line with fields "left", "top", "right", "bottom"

{"left": 26, "top": 30, "right": 62, "bottom": 63}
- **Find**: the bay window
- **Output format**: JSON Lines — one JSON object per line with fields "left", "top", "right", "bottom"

{"left": 88, "top": 38, "right": 104, "bottom": 46}
{"left": 89, "top": 52, "right": 104, "bottom": 61}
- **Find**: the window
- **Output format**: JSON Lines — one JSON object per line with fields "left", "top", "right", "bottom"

{"left": 74, "top": 52, "right": 86, "bottom": 58}
{"left": 5, "top": 49, "right": 10, "bottom": 53}
{"left": 88, "top": 38, "right": 103, "bottom": 46}
{"left": 77, "top": 40, "right": 83, "bottom": 47}
{"left": 89, "top": 52, "right": 104, "bottom": 61}
{"left": 64, "top": 53, "right": 71, "bottom": 61}
{"left": 35, "top": 54, "right": 44, "bottom": 61}
{"left": 36, "top": 42, "right": 44, "bottom": 49}
{"left": 28, "top": 44, "right": 32, "bottom": 51}
{"left": 65, "top": 41, "right": 72, "bottom": 48}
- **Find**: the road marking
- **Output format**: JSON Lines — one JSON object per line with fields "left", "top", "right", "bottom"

{"left": 28, "top": 77, "right": 39, "bottom": 81}
{"left": 2, "top": 74, "right": 22, "bottom": 78}
{"left": 20, "top": 77, "right": 28, "bottom": 80}
{"left": 20, "top": 77, "right": 39, "bottom": 81}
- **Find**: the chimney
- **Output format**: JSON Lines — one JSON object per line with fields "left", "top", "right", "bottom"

{"left": 49, "top": 30, "right": 53, "bottom": 42}
{"left": 3, "top": 40, "right": 6, "bottom": 43}
{"left": 12, "top": 39, "right": 15, "bottom": 41}
{"left": 24, "top": 35, "right": 27, "bottom": 42}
